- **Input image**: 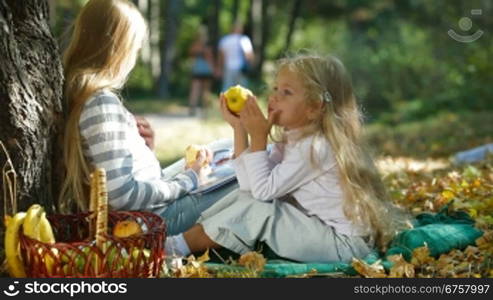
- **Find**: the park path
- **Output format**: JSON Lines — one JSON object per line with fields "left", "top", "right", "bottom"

{"left": 143, "top": 113, "right": 198, "bottom": 128}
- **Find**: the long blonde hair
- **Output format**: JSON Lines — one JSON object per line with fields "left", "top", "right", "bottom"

{"left": 275, "top": 53, "right": 409, "bottom": 250}
{"left": 59, "top": 0, "right": 147, "bottom": 213}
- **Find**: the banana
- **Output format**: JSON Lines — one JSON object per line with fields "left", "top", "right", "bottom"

{"left": 37, "top": 247, "right": 58, "bottom": 276}
{"left": 23, "top": 204, "right": 44, "bottom": 240}
{"left": 39, "top": 212, "right": 55, "bottom": 244}
{"left": 4, "top": 215, "right": 12, "bottom": 227}
{"left": 4, "top": 212, "right": 27, "bottom": 277}
{"left": 39, "top": 211, "right": 57, "bottom": 276}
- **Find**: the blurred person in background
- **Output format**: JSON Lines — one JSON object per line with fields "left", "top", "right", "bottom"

{"left": 188, "top": 25, "right": 214, "bottom": 116}
{"left": 216, "top": 21, "right": 255, "bottom": 92}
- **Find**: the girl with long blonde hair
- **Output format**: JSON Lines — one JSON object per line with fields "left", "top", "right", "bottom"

{"left": 164, "top": 53, "right": 408, "bottom": 262}
{"left": 60, "top": 0, "right": 237, "bottom": 235}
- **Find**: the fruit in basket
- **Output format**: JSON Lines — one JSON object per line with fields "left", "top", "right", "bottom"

{"left": 75, "top": 246, "right": 92, "bottom": 273}
{"left": 224, "top": 85, "right": 253, "bottom": 114}
{"left": 23, "top": 204, "right": 44, "bottom": 240}
{"left": 4, "top": 212, "right": 27, "bottom": 277}
{"left": 126, "top": 248, "right": 151, "bottom": 270}
{"left": 4, "top": 204, "right": 57, "bottom": 277}
{"left": 21, "top": 204, "right": 57, "bottom": 276}
{"left": 60, "top": 245, "right": 92, "bottom": 275}
{"left": 113, "top": 220, "right": 143, "bottom": 238}
{"left": 38, "top": 248, "right": 58, "bottom": 275}
{"left": 131, "top": 248, "right": 150, "bottom": 260}
{"left": 39, "top": 212, "right": 57, "bottom": 275}
{"left": 39, "top": 212, "right": 56, "bottom": 244}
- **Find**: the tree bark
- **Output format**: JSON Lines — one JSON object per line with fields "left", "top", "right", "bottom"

{"left": 0, "top": 0, "right": 64, "bottom": 218}
{"left": 48, "top": 0, "right": 56, "bottom": 28}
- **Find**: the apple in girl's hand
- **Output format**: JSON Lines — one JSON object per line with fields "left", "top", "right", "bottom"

{"left": 224, "top": 85, "right": 253, "bottom": 114}
{"left": 185, "top": 145, "right": 211, "bottom": 168}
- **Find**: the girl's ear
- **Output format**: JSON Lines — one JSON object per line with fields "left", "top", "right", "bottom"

{"left": 306, "top": 101, "right": 323, "bottom": 121}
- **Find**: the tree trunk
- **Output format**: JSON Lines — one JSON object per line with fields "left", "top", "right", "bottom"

{"left": 149, "top": 0, "right": 161, "bottom": 80}
{"left": 280, "top": 0, "right": 302, "bottom": 57}
{"left": 0, "top": 0, "right": 64, "bottom": 218}
{"left": 136, "top": 0, "right": 151, "bottom": 66}
{"left": 231, "top": 0, "right": 240, "bottom": 22}
{"left": 255, "top": 0, "right": 271, "bottom": 77}
{"left": 209, "top": 0, "right": 221, "bottom": 60}
{"left": 157, "top": 0, "right": 183, "bottom": 98}
{"left": 249, "top": 0, "right": 262, "bottom": 71}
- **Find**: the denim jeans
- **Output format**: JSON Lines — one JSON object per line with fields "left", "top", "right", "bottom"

{"left": 160, "top": 181, "right": 238, "bottom": 235}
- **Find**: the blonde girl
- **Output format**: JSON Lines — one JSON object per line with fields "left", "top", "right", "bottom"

{"left": 165, "top": 53, "right": 407, "bottom": 262}
{"left": 60, "top": 0, "right": 236, "bottom": 234}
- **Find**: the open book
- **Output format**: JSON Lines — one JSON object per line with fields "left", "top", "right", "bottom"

{"left": 161, "top": 139, "right": 237, "bottom": 194}
{"left": 190, "top": 148, "right": 236, "bottom": 194}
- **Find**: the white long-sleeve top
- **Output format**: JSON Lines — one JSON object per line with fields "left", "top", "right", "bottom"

{"left": 232, "top": 129, "right": 365, "bottom": 236}
{"left": 79, "top": 90, "right": 198, "bottom": 214}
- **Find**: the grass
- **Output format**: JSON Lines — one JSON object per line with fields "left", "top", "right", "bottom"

{"left": 366, "top": 111, "right": 493, "bottom": 159}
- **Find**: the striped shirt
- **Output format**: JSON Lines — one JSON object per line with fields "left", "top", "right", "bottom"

{"left": 232, "top": 129, "right": 366, "bottom": 236}
{"left": 79, "top": 90, "right": 198, "bottom": 214}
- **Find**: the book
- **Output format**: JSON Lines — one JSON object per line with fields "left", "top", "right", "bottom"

{"left": 189, "top": 148, "right": 236, "bottom": 194}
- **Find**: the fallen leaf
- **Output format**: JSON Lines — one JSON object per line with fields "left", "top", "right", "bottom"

{"left": 238, "top": 251, "right": 266, "bottom": 272}
{"left": 388, "top": 254, "right": 415, "bottom": 278}
{"left": 411, "top": 246, "right": 435, "bottom": 266}
{"left": 352, "top": 258, "right": 387, "bottom": 278}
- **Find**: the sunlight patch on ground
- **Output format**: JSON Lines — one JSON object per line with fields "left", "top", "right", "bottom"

{"left": 376, "top": 156, "right": 450, "bottom": 176}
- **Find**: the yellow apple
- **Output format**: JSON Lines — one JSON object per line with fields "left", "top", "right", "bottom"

{"left": 113, "top": 220, "right": 143, "bottom": 238}
{"left": 224, "top": 85, "right": 253, "bottom": 114}
{"left": 185, "top": 145, "right": 209, "bottom": 168}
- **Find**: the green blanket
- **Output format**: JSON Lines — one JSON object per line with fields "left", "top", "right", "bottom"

{"left": 205, "top": 209, "right": 483, "bottom": 277}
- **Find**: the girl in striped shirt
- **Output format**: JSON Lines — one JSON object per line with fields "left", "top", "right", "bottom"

{"left": 165, "top": 54, "right": 409, "bottom": 262}
{"left": 59, "top": 0, "right": 237, "bottom": 234}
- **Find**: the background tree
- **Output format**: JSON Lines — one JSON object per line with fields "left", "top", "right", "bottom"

{"left": 157, "top": 0, "right": 183, "bottom": 98}
{"left": 279, "top": 0, "right": 302, "bottom": 57}
{"left": 149, "top": 0, "right": 161, "bottom": 82}
{"left": 135, "top": 0, "right": 152, "bottom": 70}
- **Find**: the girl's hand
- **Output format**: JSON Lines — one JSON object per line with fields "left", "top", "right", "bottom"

{"left": 135, "top": 115, "right": 155, "bottom": 150}
{"left": 189, "top": 149, "right": 212, "bottom": 183}
{"left": 239, "top": 96, "right": 272, "bottom": 139}
{"left": 219, "top": 93, "right": 242, "bottom": 129}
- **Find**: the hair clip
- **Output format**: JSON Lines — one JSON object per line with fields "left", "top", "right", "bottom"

{"left": 322, "top": 91, "right": 333, "bottom": 103}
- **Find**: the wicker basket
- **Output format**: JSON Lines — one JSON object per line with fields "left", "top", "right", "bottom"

{"left": 19, "top": 210, "right": 166, "bottom": 278}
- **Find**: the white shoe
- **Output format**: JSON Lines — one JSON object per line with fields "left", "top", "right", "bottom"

{"left": 165, "top": 255, "right": 184, "bottom": 271}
